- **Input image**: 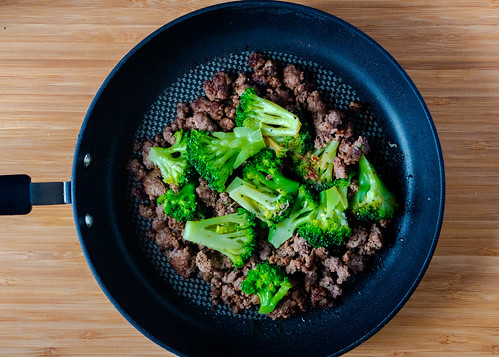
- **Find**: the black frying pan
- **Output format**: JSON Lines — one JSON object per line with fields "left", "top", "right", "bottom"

{"left": 0, "top": 1, "right": 445, "bottom": 356}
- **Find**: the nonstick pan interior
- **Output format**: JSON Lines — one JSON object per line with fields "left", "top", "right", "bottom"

{"left": 128, "top": 49, "right": 403, "bottom": 320}
{"left": 72, "top": 2, "right": 444, "bottom": 356}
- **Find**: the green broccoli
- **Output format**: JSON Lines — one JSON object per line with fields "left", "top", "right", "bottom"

{"left": 240, "top": 261, "right": 292, "bottom": 314}
{"left": 242, "top": 149, "right": 300, "bottom": 196}
{"left": 268, "top": 185, "right": 318, "bottom": 249}
{"left": 157, "top": 181, "right": 197, "bottom": 222}
{"left": 182, "top": 209, "right": 256, "bottom": 268}
{"left": 235, "top": 87, "right": 301, "bottom": 138}
{"left": 292, "top": 139, "right": 341, "bottom": 191}
{"left": 331, "top": 173, "right": 354, "bottom": 211}
{"left": 264, "top": 117, "right": 314, "bottom": 157}
{"left": 351, "top": 155, "right": 398, "bottom": 221}
{"left": 187, "top": 127, "right": 266, "bottom": 192}
{"left": 226, "top": 177, "right": 294, "bottom": 227}
{"left": 297, "top": 186, "right": 350, "bottom": 247}
{"left": 148, "top": 130, "right": 192, "bottom": 187}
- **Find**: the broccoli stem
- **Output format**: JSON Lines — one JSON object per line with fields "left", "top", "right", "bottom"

{"left": 316, "top": 140, "right": 339, "bottom": 173}
{"left": 268, "top": 210, "right": 311, "bottom": 249}
{"left": 250, "top": 170, "right": 299, "bottom": 196}
{"left": 227, "top": 178, "right": 277, "bottom": 215}
{"left": 226, "top": 177, "right": 293, "bottom": 226}
{"left": 257, "top": 284, "right": 291, "bottom": 314}
{"left": 246, "top": 98, "right": 300, "bottom": 137}
{"left": 268, "top": 185, "right": 317, "bottom": 248}
{"left": 183, "top": 210, "right": 255, "bottom": 267}
{"left": 236, "top": 88, "right": 301, "bottom": 137}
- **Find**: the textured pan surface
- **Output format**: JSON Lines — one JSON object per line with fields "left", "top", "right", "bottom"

{"left": 129, "top": 50, "right": 397, "bottom": 320}
{"left": 72, "top": 2, "right": 444, "bottom": 356}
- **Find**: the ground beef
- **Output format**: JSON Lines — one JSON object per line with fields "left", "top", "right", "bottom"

{"left": 127, "top": 158, "right": 147, "bottom": 181}
{"left": 196, "top": 249, "right": 232, "bottom": 281}
{"left": 155, "top": 226, "right": 183, "bottom": 251}
{"left": 130, "top": 183, "right": 147, "bottom": 202}
{"left": 266, "top": 86, "right": 293, "bottom": 108}
{"left": 249, "top": 52, "right": 266, "bottom": 69}
{"left": 335, "top": 122, "right": 354, "bottom": 140}
{"left": 359, "top": 224, "right": 384, "bottom": 256}
{"left": 176, "top": 102, "right": 191, "bottom": 120}
{"left": 268, "top": 289, "right": 307, "bottom": 319}
{"left": 319, "top": 276, "right": 343, "bottom": 299}
{"left": 215, "top": 257, "right": 260, "bottom": 312}
{"left": 257, "top": 239, "right": 273, "bottom": 261}
{"left": 294, "top": 82, "right": 310, "bottom": 107}
{"left": 249, "top": 53, "right": 281, "bottom": 88}
{"left": 141, "top": 139, "right": 156, "bottom": 170}
{"left": 333, "top": 156, "right": 348, "bottom": 179}
{"left": 127, "top": 52, "right": 392, "bottom": 320}
{"left": 233, "top": 73, "right": 252, "bottom": 96}
{"left": 314, "top": 109, "right": 345, "bottom": 149}
{"left": 282, "top": 64, "right": 304, "bottom": 90}
{"left": 214, "top": 192, "right": 239, "bottom": 216}
{"left": 196, "top": 177, "right": 218, "bottom": 208}
{"left": 310, "top": 286, "right": 335, "bottom": 308}
{"left": 349, "top": 178, "right": 359, "bottom": 197}
{"left": 165, "top": 246, "right": 197, "bottom": 279}
{"left": 224, "top": 104, "right": 236, "bottom": 120}
{"left": 342, "top": 250, "right": 368, "bottom": 275}
{"left": 162, "top": 127, "right": 176, "bottom": 146}
{"left": 167, "top": 216, "right": 185, "bottom": 232}
{"left": 191, "top": 97, "right": 225, "bottom": 121}
{"left": 203, "top": 71, "right": 232, "bottom": 101}
{"left": 142, "top": 168, "right": 166, "bottom": 200}
{"left": 338, "top": 136, "right": 370, "bottom": 165}
{"left": 219, "top": 117, "right": 236, "bottom": 132}
{"left": 139, "top": 204, "right": 153, "bottom": 219}
{"left": 306, "top": 90, "right": 327, "bottom": 117}
{"left": 185, "top": 112, "right": 218, "bottom": 132}
{"left": 346, "top": 226, "right": 369, "bottom": 249}
{"left": 324, "top": 256, "right": 350, "bottom": 284}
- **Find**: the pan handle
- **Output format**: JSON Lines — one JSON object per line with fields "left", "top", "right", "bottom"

{"left": 0, "top": 174, "right": 71, "bottom": 215}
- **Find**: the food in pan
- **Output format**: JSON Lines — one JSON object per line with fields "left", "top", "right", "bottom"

{"left": 128, "top": 52, "right": 398, "bottom": 319}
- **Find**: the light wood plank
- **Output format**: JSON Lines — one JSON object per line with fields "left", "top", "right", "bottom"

{"left": 0, "top": 1, "right": 498, "bottom": 356}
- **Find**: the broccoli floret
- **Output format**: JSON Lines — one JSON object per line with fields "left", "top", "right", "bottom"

{"left": 268, "top": 185, "right": 318, "bottom": 248}
{"left": 331, "top": 174, "right": 353, "bottom": 211}
{"left": 241, "top": 261, "right": 292, "bottom": 314}
{"left": 264, "top": 119, "right": 314, "bottom": 157}
{"left": 297, "top": 186, "right": 350, "bottom": 247}
{"left": 351, "top": 155, "right": 398, "bottom": 221}
{"left": 182, "top": 209, "right": 256, "bottom": 268}
{"left": 292, "top": 139, "right": 340, "bottom": 191}
{"left": 285, "top": 119, "right": 314, "bottom": 155}
{"left": 226, "top": 177, "right": 294, "bottom": 227}
{"left": 235, "top": 87, "right": 301, "bottom": 138}
{"left": 157, "top": 181, "right": 197, "bottom": 222}
{"left": 242, "top": 149, "right": 300, "bottom": 196}
{"left": 148, "top": 130, "right": 192, "bottom": 186}
{"left": 187, "top": 127, "right": 266, "bottom": 192}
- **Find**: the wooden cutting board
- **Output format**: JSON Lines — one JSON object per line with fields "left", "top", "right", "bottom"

{"left": 0, "top": 1, "right": 498, "bottom": 356}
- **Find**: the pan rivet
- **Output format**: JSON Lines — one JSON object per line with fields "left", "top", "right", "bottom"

{"left": 84, "top": 214, "right": 94, "bottom": 228}
{"left": 83, "top": 153, "right": 92, "bottom": 168}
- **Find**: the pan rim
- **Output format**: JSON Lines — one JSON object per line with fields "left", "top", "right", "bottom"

{"left": 72, "top": 1, "right": 445, "bottom": 356}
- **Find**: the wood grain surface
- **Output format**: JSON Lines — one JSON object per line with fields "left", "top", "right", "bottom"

{"left": 0, "top": 1, "right": 498, "bottom": 356}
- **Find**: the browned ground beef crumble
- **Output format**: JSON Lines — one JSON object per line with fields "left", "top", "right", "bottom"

{"left": 128, "top": 53, "right": 388, "bottom": 319}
